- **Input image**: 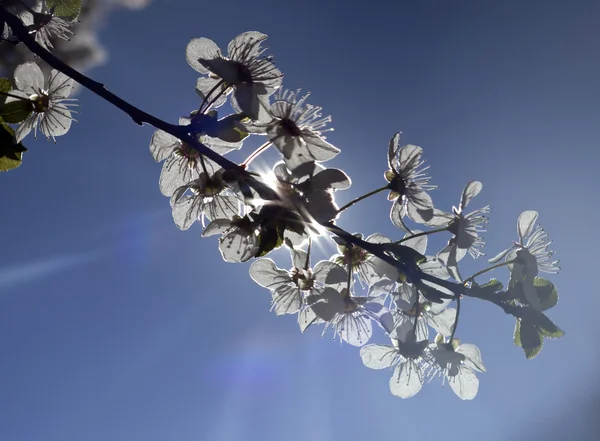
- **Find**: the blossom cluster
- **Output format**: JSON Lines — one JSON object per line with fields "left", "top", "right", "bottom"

{"left": 148, "top": 32, "right": 561, "bottom": 399}
{"left": 0, "top": 4, "right": 563, "bottom": 401}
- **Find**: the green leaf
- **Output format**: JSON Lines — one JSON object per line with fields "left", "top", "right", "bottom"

{"left": 0, "top": 119, "right": 27, "bottom": 172}
{"left": 46, "top": 0, "right": 82, "bottom": 20}
{"left": 533, "top": 277, "right": 559, "bottom": 310}
{"left": 508, "top": 277, "right": 559, "bottom": 311}
{"left": 477, "top": 278, "right": 504, "bottom": 294}
{"left": 0, "top": 78, "right": 11, "bottom": 94}
{"left": 0, "top": 94, "right": 33, "bottom": 124}
{"left": 515, "top": 319, "right": 543, "bottom": 359}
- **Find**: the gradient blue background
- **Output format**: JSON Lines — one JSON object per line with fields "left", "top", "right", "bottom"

{"left": 1, "top": 1, "right": 599, "bottom": 440}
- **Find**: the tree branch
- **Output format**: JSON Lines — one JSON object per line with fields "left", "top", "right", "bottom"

{"left": 0, "top": 6, "right": 524, "bottom": 321}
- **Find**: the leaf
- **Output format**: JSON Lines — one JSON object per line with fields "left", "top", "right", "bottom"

{"left": 255, "top": 226, "right": 284, "bottom": 257}
{"left": 514, "top": 319, "right": 543, "bottom": 359}
{"left": 46, "top": 0, "right": 82, "bottom": 20}
{"left": 0, "top": 118, "right": 27, "bottom": 172}
{"left": 0, "top": 94, "right": 33, "bottom": 124}
{"left": 477, "top": 278, "right": 504, "bottom": 294}
{"left": 533, "top": 277, "right": 559, "bottom": 310}
{"left": 509, "top": 277, "right": 558, "bottom": 311}
{"left": 0, "top": 78, "right": 11, "bottom": 94}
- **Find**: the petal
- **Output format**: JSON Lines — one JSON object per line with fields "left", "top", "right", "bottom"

{"left": 159, "top": 156, "right": 200, "bottom": 197}
{"left": 307, "top": 287, "right": 345, "bottom": 321}
{"left": 14, "top": 62, "right": 44, "bottom": 93}
{"left": 195, "top": 77, "right": 228, "bottom": 109}
{"left": 459, "top": 181, "right": 483, "bottom": 211}
{"left": 227, "top": 31, "right": 268, "bottom": 61}
{"left": 360, "top": 344, "right": 397, "bottom": 370}
{"left": 401, "top": 231, "right": 428, "bottom": 255}
{"left": 337, "top": 312, "right": 372, "bottom": 346}
{"left": 310, "top": 168, "right": 351, "bottom": 191}
{"left": 171, "top": 195, "right": 202, "bottom": 230}
{"left": 448, "top": 368, "right": 479, "bottom": 400}
{"left": 291, "top": 249, "right": 309, "bottom": 270}
{"left": 426, "top": 308, "right": 456, "bottom": 337}
{"left": 150, "top": 130, "right": 180, "bottom": 162}
{"left": 517, "top": 210, "right": 539, "bottom": 242}
{"left": 271, "top": 285, "right": 302, "bottom": 315}
{"left": 202, "top": 219, "right": 231, "bottom": 237}
{"left": 457, "top": 344, "right": 486, "bottom": 372}
{"left": 387, "top": 132, "right": 400, "bottom": 169}
{"left": 15, "top": 113, "right": 37, "bottom": 143}
{"left": 389, "top": 360, "right": 423, "bottom": 398}
{"left": 186, "top": 38, "right": 222, "bottom": 74}
{"left": 488, "top": 247, "right": 512, "bottom": 264}
{"left": 48, "top": 70, "right": 74, "bottom": 99}
{"left": 398, "top": 144, "right": 423, "bottom": 172}
{"left": 205, "top": 194, "right": 240, "bottom": 222}
{"left": 313, "top": 260, "right": 347, "bottom": 287}
{"left": 219, "top": 229, "right": 258, "bottom": 262}
{"left": 231, "top": 84, "right": 271, "bottom": 122}
{"left": 249, "top": 258, "right": 291, "bottom": 290}
{"left": 298, "top": 306, "right": 320, "bottom": 333}
{"left": 41, "top": 104, "right": 72, "bottom": 138}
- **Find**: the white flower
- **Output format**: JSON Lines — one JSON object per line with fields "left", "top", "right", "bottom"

{"left": 186, "top": 31, "right": 282, "bottom": 120}
{"left": 360, "top": 326, "right": 430, "bottom": 398}
{"left": 242, "top": 89, "right": 340, "bottom": 171}
{"left": 426, "top": 337, "right": 485, "bottom": 400}
{"left": 10, "top": 62, "right": 77, "bottom": 143}
{"left": 27, "top": 0, "right": 74, "bottom": 51}
{"left": 488, "top": 210, "right": 559, "bottom": 310}
{"left": 331, "top": 233, "right": 392, "bottom": 288}
{"left": 427, "top": 181, "right": 490, "bottom": 280}
{"left": 249, "top": 253, "right": 346, "bottom": 327}
{"left": 271, "top": 161, "right": 350, "bottom": 226}
{"left": 307, "top": 265, "right": 390, "bottom": 347}
{"left": 170, "top": 169, "right": 240, "bottom": 230}
{"left": 386, "top": 133, "right": 436, "bottom": 229}
{"left": 150, "top": 128, "right": 239, "bottom": 197}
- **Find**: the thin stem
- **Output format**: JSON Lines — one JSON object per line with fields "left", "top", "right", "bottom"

{"left": 304, "top": 237, "right": 312, "bottom": 270}
{"left": 201, "top": 83, "right": 231, "bottom": 113}
{"left": 464, "top": 259, "right": 517, "bottom": 284}
{"left": 336, "top": 185, "right": 389, "bottom": 213}
{"left": 198, "top": 79, "right": 225, "bottom": 113}
{"left": 449, "top": 294, "right": 461, "bottom": 342}
{"left": 395, "top": 226, "right": 449, "bottom": 243}
{"left": 0, "top": 90, "right": 32, "bottom": 101}
{"left": 241, "top": 141, "right": 271, "bottom": 167}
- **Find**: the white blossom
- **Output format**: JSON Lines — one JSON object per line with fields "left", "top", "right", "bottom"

{"left": 10, "top": 62, "right": 77, "bottom": 143}
{"left": 241, "top": 89, "right": 340, "bottom": 171}
{"left": 387, "top": 133, "right": 436, "bottom": 230}
{"left": 186, "top": 31, "right": 282, "bottom": 120}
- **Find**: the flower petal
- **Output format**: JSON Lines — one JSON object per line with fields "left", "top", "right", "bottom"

{"left": 448, "top": 368, "right": 479, "bottom": 400}
{"left": 249, "top": 258, "right": 290, "bottom": 290}
{"left": 389, "top": 360, "right": 423, "bottom": 398}
{"left": 360, "top": 344, "right": 397, "bottom": 370}
{"left": 459, "top": 181, "right": 483, "bottom": 211}
{"left": 14, "top": 62, "right": 44, "bottom": 94}
{"left": 517, "top": 210, "right": 539, "bottom": 242}
{"left": 186, "top": 37, "right": 222, "bottom": 74}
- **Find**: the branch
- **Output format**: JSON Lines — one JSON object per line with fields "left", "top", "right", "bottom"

{"left": 0, "top": 7, "right": 521, "bottom": 320}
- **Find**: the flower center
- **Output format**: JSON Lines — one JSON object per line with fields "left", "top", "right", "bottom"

{"left": 280, "top": 118, "right": 302, "bottom": 137}
{"left": 289, "top": 267, "right": 314, "bottom": 291}
{"left": 29, "top": 93, "right": 49, "bottom": 113}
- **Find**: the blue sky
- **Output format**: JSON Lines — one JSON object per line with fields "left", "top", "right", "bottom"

{"left": 1, "top": 1, "right": 599, "bottom": 440}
